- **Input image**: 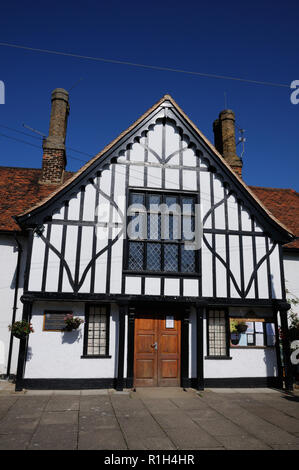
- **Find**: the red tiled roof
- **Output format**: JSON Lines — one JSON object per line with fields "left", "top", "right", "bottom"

{"left": 250, "top": 186, "right": 299, "bottom": 249}
{"left": 0, "top": 166, "right": 73, "bottom": 232}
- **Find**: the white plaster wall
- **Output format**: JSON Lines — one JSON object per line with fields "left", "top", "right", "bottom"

{"left": 204, "top": 348, "right": 278, "bottom": 378}
{"left": 24, "top": 302, "right": 119, "bottom": 379}
{"left": 0, "top": 234, "right": 27, "bottom": 375}
{"left": 284, "top": 252, "right": 299, "bottom": 318}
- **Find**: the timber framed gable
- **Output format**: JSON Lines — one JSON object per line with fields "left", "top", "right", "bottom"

{"left": 15, "top": 95, "right": 294, "bottom": 303}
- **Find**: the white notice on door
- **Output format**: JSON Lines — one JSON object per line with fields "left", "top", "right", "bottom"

{"left": 166, "top": 316, "right": 174, "bottom": 328}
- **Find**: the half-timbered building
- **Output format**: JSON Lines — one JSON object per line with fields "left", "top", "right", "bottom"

{"left": 0, "top": 89, "right": 297, "bottom": 391}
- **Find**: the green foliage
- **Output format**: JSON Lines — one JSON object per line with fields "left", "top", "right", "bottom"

{"left": 285, "top": 287, "right": 299, "bottom": 343}
{"left": 8, "top": 321, "right": 34, "bottom": 339}
{"left": 230, "top": 319, "right": 238, "bottom": 333}
{"left": 286, "top": 288, "right": 299, "bottom": 330}
{"left": 235, "top": 321, "right": 248, "bottom": 333}
{"left": 230, "top": 319, "right": 248, "bottom": 333}
{"left": 63, "top": 314, "right": 84, "bottom": 331}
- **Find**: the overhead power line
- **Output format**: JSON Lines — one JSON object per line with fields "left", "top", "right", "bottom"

{"left": 0, "top": 42, "right": 289, "bottom": 88}
{"left": 0, "top": 123, "right": 94, "bottom": 158}
{"left": 0, "top": 130, "right": 253, "bottom": 208}
{"left": 0, "top": 131, "right": 86, "bottom": 163}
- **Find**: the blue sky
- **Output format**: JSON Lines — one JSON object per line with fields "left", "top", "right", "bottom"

{"left": 0, "top": 1, "right": 298, "bottom": 190}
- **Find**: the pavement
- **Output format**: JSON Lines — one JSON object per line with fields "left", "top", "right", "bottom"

{"left": 0, "top": 382, "right": 299, "bottom": 450}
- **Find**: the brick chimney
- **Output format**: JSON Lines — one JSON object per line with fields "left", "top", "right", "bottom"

{"left": 213, "top": 109, "right": 243, "bottom": 178}
{"left": 39, "top": 88, "right": 69, "bottom": 184}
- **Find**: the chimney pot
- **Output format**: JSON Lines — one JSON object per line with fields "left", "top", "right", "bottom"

{"left": 213, "top": 108, "right": 243, "bottom": 178}
{"left": 40, "top": 88, "right": 69, "bottom": 184}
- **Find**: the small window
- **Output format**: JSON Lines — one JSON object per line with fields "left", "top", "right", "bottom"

{"left": 83, "top": 305, "right": 110, "bottom": 357}
{"left": 43, "top": 311, "right": 72, "bottom": 331}
{"left": 207, "top": 310, "right": 229, "bottom": 357}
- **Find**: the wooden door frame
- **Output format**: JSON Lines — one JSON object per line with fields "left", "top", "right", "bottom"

{"left": 130, "top": 302, "right": 188, "bottom": 388}
{"left": 134, "top": 312, "right": 181, "bottom": 387}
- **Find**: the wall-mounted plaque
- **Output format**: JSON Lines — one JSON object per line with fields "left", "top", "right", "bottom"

{"left": 43, "top": 311, "right": 72, "bottom": 331}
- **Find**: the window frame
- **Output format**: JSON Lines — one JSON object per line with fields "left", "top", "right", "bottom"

{"left": 229, "top": 317, "right": 276, "bottom": 349}
{"left": 82, "top": 304, "right": 111, "bottom": 358}
{"left": 125, "top": 189, "right": 199, "bottom": 275}
{"left": 206, "top": 308, "right": 231, "bottom": 359}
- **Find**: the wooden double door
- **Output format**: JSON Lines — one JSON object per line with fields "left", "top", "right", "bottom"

{"left": 134, "top": 312, "right": 181, "bottom": 387}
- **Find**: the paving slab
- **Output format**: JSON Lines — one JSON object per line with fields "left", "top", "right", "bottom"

{"left": 117, "top": 415, "right": 166, "bottom": 439}
{"left": 185, "top": 407, "right": 225, "bottom": 421}
{"left": 216, "top": 434, "right": 272, "bottom": 450}
{"left": 7, "top": 396, "right": 49, "bottom": 417}
{"left": 29, "top": 423, "right": 78, "bottom": 450}
{"left": 0, "top": 433, "right": 32, "bottom": 450}
{"left": 45, "top": 395, "right": 80, "bottom": 412}
{"left": 0, "top": 395, "right": 19, "bottom": 405}
{"left": 79, "top": 412, "right": 119, "bottom": 431}
{"left": 170, "top": 397, "right": 207, "bottom": 410}
{"left": 271, "top": 444, "right": 299, "bottom": 450}
{"left": 152, "top": 410, "right": 200, "bottom": 430}
{"left": 227, "top": 409, "right": 297, "bottom": 441}
{"left": 0, "top": 396, "right": 19, "bottom": 419}
{"left": 79, "top": 395, "right": 113, "bottom": 413}
{"left": 248, "top": 429, "right": 299, "bottom": 446}
{"left": 237, "top": 403, "right": 299, "bottom": 434}
{"left": 140, "top": 398, "right": 179, "bottom": 412}
{"left": 39, "top": 410, "right": 78, "bottom": 426}
{"left": 126, "top": 436, "right": 176, "bottom": 450}
{"left": 193, "top": 417, "right": 244, "bottom": 436}
{"left": 78, "top": 428, "right": 127, "bottom": 450}
{"left": 164, "top": 425, "right": 223, "bottom": 450}
{"left": 252, "top": 395, "right": 299, "bottom": 419}
{"left": 0, "top": 415, "right": 40, "bottom": 434}
{"left": 111, "top": 396, "right": 148, "bottom": 417}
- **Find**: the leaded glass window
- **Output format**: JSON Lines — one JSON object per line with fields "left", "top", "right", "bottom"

{"left": 128, "top": 242, "right": 144, "bottom": 270}
{"left": 126, "top": 191, "right": 198, "bottom": 273}
{"left": 84, "top": 305, "right": 109, "bottom": 356}
{"left": 207, "top": 310, "right": 228, "bottom": 357}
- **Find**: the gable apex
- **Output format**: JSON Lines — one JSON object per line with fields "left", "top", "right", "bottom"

{"left": 14, "top": 94, "right": 295, "bottom": 243}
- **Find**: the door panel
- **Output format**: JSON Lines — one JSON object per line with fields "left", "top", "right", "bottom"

{"left": 158, "top": 316, "right": 181, "bottom": 387}
{"left": 134, "top": 313, "right": 181, "bottom": 387}
{"left": 134, "top": 316, "right": 158, "bottom": 387}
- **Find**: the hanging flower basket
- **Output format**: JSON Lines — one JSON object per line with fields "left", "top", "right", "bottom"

{"left": 63, "top": 314, "right": 84, "bottom": 332}
{"left": 235, "top": 321, "right": 248, "bottom": 334}
{"left": 9, "top": 321, "right": 34, "bottom": 339}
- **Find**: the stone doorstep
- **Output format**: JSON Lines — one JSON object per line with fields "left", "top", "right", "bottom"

{"left": 0, "top": 381, "right": 16, "bottom": 393}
